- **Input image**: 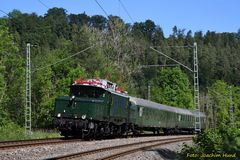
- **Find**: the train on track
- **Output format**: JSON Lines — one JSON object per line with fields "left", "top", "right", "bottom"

{"left": 54, "top": 79, "right": 206, "bottom": 138}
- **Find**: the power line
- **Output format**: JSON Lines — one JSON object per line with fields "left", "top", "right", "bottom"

{"left": 118, "top": 0, "right": 134, "bottom": 24}
{"left": 94, "top": 0, "right": 116, "bottom": 38}
{"left": 150, "top": 46, "right": 193, "bottom": 72}
{"left": 33, "top": 45, "right": 94, "bottom": 72}
{"left": 37, "top": 0, "right": 50, "bottom": 9}
{"left": 0, "top": 9, "right": 10, "bottom": 17}
{"left": 153, "top": 45, "right": 194, "bottom": 48}
{"left": 140, "top": 64, "right": 179, "bottom": 68}
{"left": 94, "top": 0, "right": 137, "bottom": 40}
{"left": 94, "top": 0, "right": 110, "bottom": 19}
{"left": 116, "top": 0, "right": 146, "bottom": 41}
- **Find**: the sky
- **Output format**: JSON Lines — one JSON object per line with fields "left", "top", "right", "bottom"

{"left": 0, "top": 0, "right": 240, "bottom": 37}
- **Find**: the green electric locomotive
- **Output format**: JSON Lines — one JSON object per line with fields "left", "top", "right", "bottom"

{"left": 54, "top": 79, "right": 130, "bottom": 138}
{"left": 54, "top": 79, "right": 205, "bottom": 138}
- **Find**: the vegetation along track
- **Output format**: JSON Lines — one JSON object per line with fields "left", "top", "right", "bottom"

{"left": 0, "top": 138, "right": 82, "bottom": 150}
{"left": 47, "top": 136, "right": 193, "bottom": 160}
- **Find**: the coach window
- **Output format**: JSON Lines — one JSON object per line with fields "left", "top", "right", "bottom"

{"left": 139, "top": 107, "right": 143, "bottom": 117}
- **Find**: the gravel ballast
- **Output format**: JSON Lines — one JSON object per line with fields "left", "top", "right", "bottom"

{"left": 0, "top": 135, "right": 192, "bottom": 160}
{"left": 115, "top": 141, "right": 192, "bottom": 160}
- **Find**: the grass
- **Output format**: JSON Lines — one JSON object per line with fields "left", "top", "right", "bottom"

{"left": 0, "top": 123, "right": 61, "bottom": 141}
{"left": 29, "top": 129, "right": 61, "bottom": 139}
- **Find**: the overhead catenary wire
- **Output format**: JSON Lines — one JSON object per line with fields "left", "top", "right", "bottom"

{"left": 94, "top": 0, "right": 110, "bottom": 20}
{"left": 94, "top": 0, "right": 192, "bottom": 74}
{"left": 118, "top": 0, "right": 134, "bottom": 24}
{"left": 94, "top": 0, "right": 116, "bottom": 38}
{"left": 33, "top": 45, "right": 94, "bottom": 72}
{"left": 150, "top": 46, "right": 193, "bottom": 72}
{"left": 0, "top": 9, "right": 10, "bottom": 17}
{"left": 37, "top": 0, "right": 50, "bottom": 9}
{"left": 153, "top": 45, "right": 194, "bottom": 48}
{"left": 95, "top": 0, "right": 136, "bottom": 42}
{"left": 140, "top": 64, "right": 180, "bottom": 68}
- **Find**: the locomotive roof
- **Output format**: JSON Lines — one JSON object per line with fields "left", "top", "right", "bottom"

{"left": 191, "top": 110, "right": 206, "bottom": 117}
{"left": 72, "top": 84, "right": 129, "bottom": 98}
{"left": 73, "top": 79, "right": 128, "bottom": 96}
{"left": 129, "top": 96, "right": 204, "bottom": 116}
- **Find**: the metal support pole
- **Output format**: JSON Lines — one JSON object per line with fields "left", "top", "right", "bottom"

{"left": 150, "top": 44, "right": 202, "bottom": 132}
{"left": 25, "top": 43, "right": 31, "bottom": 135}
{"left": 193, "top": 42, "right": 201, "bottom": 132}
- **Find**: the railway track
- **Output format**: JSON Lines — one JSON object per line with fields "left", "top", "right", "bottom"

{"left": 46, "top": 136, "right": 192, "bottom": 160}
{"left": 0, "top": 137, "right": 82, "bottom": 150}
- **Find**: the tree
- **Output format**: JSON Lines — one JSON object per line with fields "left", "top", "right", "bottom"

{"left": 1, "top": 8, "right": 240, "bottom": 131}
{"left": 44, "top": 8, "right": 69, "bottom": 39}
{"left": 31, "top": 45, "right": 87, "bottom": 127}
{"left": 151, "top": 68, "right": 193, "bottom": 109}
{"left": 89, "top": 15, "right": 107, "bottom": 30}
{"left": 208, "top": 80, "right": 231, "bottom": 128}
{"left": 132, "top": 20, "right": 157, "bottom": 42}
{"left": 0, "top": 25, "right": 24, "bottom": 125}
{"left": 233, "top": 86, "right": 240, "bottom": 128}
{"left": 69, "top": 12, "right": 89, "bottom": 26}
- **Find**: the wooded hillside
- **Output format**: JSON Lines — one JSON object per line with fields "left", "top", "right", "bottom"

{"left": 0, "top": 8, "right": 240, "bottom": 128}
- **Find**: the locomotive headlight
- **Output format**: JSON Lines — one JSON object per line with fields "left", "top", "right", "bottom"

{"left": 81, "top": 114, "right": 86, "bottom": 119}
{"left": 57, "top": 113, "right": 61, "bottom": 117}
{"left": 70, "top": 95, "right": 75, "bottom": 101}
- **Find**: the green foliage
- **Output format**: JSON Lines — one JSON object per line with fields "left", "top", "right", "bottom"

{"left": 1, "top": 8, "right": 240, "bottom": 141}
{"left": 0, "top": 122, "right": 26, "bottom": 140}
{"left": 207, "top": 80, "right": 239, "bottom": 128}
{"left": 152, "top": 68, "right": 193, "bottom": 108}
{"left": 181, "top": 80, "right": 240, "bottom": 159}
{"left": 194, "top": 129, "right": 223, "bottom": 153}
{"left": 31, "top": 47, "right": 87, "bottom": 127}
{"left": 29, "top": 130, "right": 61, "bottom": 139}
{"left": 0, "top": 106, "right": 11, "bottom": 127}
{"left": 57, "top": 66, "right": 87, "bottom": 96}
{"left": 208, "top": 80, "right": 230, "bottom": 126}
{"left": 0, "top": 25, "right": 24, "bottom": 126}
{"left": 220, "top": 127, "right": 240, "bottom": 152}
{"left": 0, "top": 122, "right": 60, "bottom": 140}
{"left": 232, "top": 86, "right": 240, "bottom": 128}
{"left": 180, "top": 128, "right": 240, "bottom": 160}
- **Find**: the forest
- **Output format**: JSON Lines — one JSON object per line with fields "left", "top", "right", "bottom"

{"left": 0, "top": 7, "right": 239, "bottom": 155}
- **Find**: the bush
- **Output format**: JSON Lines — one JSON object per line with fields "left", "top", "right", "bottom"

{"left": 0, "top": 122, "right": 25, "bottom": 140}
{"left": 0, "top": 122, "right": 61, "bottom": 141}
{"left": 180, "top": 127, "right": 239, "bottom": 160}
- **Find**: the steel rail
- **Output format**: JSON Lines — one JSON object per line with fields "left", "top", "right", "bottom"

{"left": 47, "top": 136, "right": 192, "bottom": 160}
{"left": 101, "top": 137, "right": 192, "bottom": 160}
{"left": 0, "top": 138, "right": 82, "bottom": 150}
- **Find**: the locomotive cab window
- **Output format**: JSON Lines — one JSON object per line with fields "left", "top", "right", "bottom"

{"left": 70, "top": 85, "right": 106, "bottom": 98}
